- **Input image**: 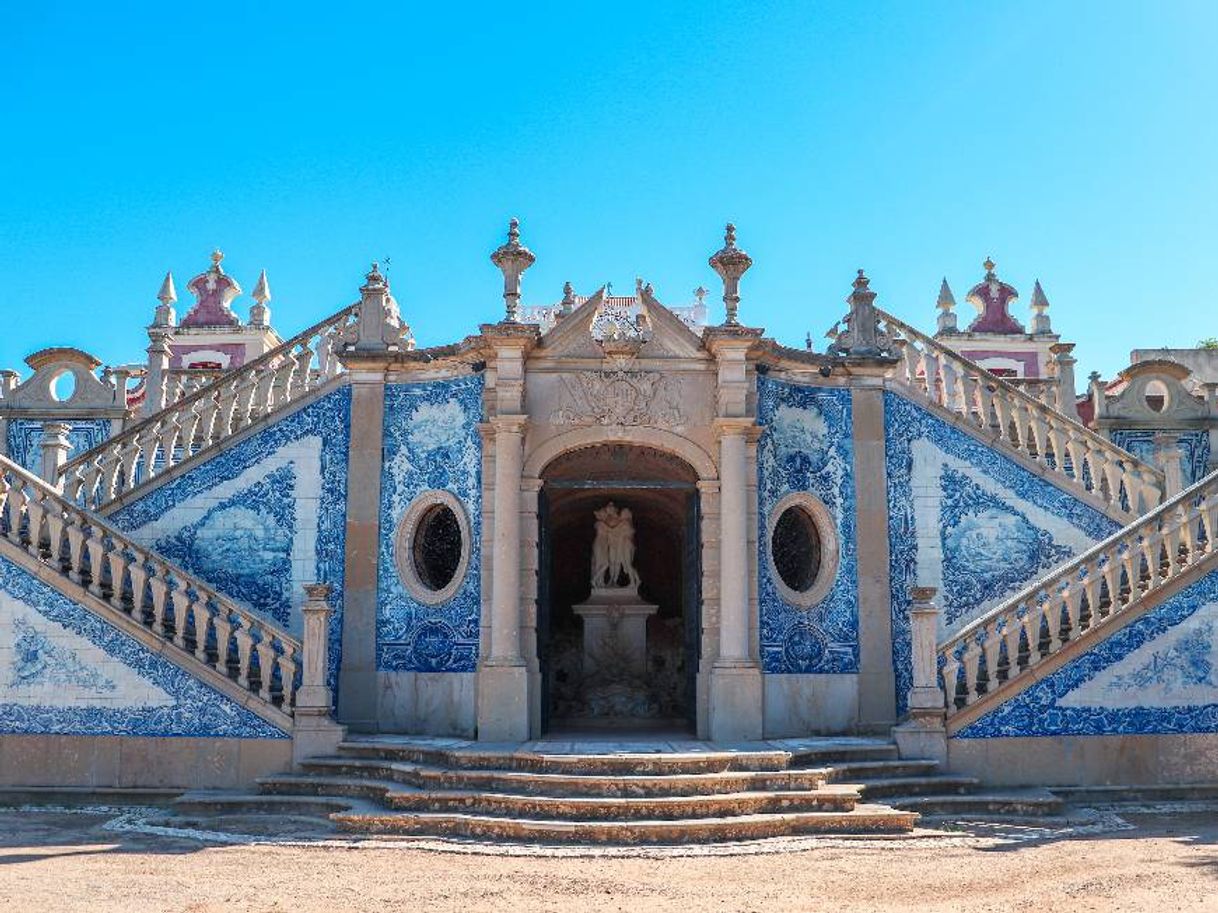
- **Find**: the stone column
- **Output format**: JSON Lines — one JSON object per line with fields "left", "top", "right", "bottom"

{"left": 1049, "top": 343, "right": 1080, "bottom": 421}
{"left": 144, "top": 329, "right": 171, "bottom": 417}
{"left": 707, "top": 417, "right": 763, "bottom": 742}
{"left": 851, "top": 377, "right": 897, "bottom": 730}
{"left": 1155, "top": 433, "right": 1185, "bottom": 498}
{"left": 293, "top": 583, "right": 347, "bottom": 765}
{"left": 477, "top": 415, "right": 530, "bottom": 740}
{"left": 892, "top": 586, "right": 947, "bottom": 765}
{"left": 39, "top": 421, "right": 72, "bottom": 486}
{"left": 336, "top": 367, "right": 386, "bottom": 730}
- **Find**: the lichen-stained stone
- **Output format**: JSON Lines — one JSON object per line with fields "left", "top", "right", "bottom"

{"left": 377, "top": 375, "right": 483, "bottom": 673}
{"left": 756, "top": 377, "right": 857, "bottom": 674}
{"left": 0, "top": 554, "right": 287, "bottom": 738}
{"left": 957, "top": 572, "right": 1218, "bottom": 738}
{"left": 884, "top": 391, "right": 1118, "bottom": 715}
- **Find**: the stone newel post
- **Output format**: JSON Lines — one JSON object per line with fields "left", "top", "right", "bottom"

{"left": 907, "top": 587, "right": 945, "bottom": 714}
{"left": 297, "top": 583, "right": 335, "bottom": 712}
{"left": 1049, "top": 342, "right": 1080, "bottom": 421}
{"left": 39, "top": 421, "right": 73, "bottom": 486}
{"left": 892, "top": 586, "right": 948, "bottom": 765}
{"left": 1155, "top": 434, "right": 1185, "bottom": 499}
{"left": 292, "top": 583, "right": 346, "bottom": 765}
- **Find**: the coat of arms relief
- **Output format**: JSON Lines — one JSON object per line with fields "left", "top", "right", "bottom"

{"left": 550, "top": 368, "right": 684, "bottom": 428}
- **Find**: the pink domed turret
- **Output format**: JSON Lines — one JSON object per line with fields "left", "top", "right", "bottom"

{"left": 182, "top": 250, "right": 242, "bottom": 328}
{"left": 965, "top": 257, "right": 1025, "bottom": 334}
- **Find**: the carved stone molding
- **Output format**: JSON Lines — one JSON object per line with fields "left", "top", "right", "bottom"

{"left": 549, "top": 369, "right": 684, "bottom": 428}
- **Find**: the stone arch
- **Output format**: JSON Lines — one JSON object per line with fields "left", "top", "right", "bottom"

{"left": 524, "top": 425, "right": 718, "bottom": 481}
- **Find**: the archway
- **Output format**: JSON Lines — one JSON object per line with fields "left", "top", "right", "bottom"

{"left": 537, "top": 443, "right": 701, "bottom": 733}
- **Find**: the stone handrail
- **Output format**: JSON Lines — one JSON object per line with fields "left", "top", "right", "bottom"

{"left": 61, "top": 304, "right": 357, "bottom": 510}
{"left": 0, "top": 453, "right": 301, "bottom": 716}
{"left": 939, "top": 468, "right": 1218, "bottom": 719}
{"left": 877, "top": 309, "right": 1163, "bottom": 516}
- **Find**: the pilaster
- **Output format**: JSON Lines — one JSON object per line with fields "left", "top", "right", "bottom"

{"left": 336, "top": 365, "right": 387, "bottom": 730}
{"left": 851, "top": 381, "right": 897, "bottom": 730}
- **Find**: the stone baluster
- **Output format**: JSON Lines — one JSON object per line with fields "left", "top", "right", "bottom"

{"left": 171, "top": 586, "right": 192, "bottom": 649}
{"left": 1050, "top": 343, "right": 1080, "bottom": 421}
{"left": 212, "top": 608, "right": 233, "bottom": 674}
{"left": 83, "top": 529, "right": 106, "bottom": 598}
{"left": 234, "top": 623, "right": 254, "bottom": 689}
{"left": 147, "top": 575, "right": 169, "bottom": 634}
{"left": 144, "top": 329, "right": 172, "bottom": 418}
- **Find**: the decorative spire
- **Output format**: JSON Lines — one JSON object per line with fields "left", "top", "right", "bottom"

{"left": 490, "top": 217, "right": 536, "bottom": 322}
{"left": 827, "top": 269, "right": 897, "bottom": 358}
{"left": 249, "top": 269, "right": 272, "bottom": 328}
{"left": 153, "top": 271, "right": 177, "bottom": 327}
{"left": 557, "top": 281, "right": 577, "bottom": 318}
{"left": 708, "top": 222, "right": 753, "bottom": 326}
{"left": 983, "top": 256, "right": 996, "bottom": 281}
{"left": 1029, "top": 279, "right": 1052, "bottom": 334}
{"left": 936, "top": 278, "right": 958, "bottom": 333}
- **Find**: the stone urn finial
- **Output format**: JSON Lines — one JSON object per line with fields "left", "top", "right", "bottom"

{"left": 490, "top": 217, "right": 536, "bottom": 323}
{"left": 708, "top": 222, "right": 753, "bottom": 326}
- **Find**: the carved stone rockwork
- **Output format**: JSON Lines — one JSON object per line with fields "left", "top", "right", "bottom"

{"left": 550, "top": 369, "right": 684, "bottom": 428}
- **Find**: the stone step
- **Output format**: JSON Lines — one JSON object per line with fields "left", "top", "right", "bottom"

{"left": 336, "top": 740, "right": 794, "bottom": 775}
{"left": 258, "top": 774, "right": 862, "bottom": 821}
{"left": 785, "top": 739, "right": 901, "bottom": 765}
{"left": 301, "top": 756, "right": 832, "bottom": 798}
{"left": 853, "top": 776, "right": 980, "bottom": 799}
{"left": 330, "top": 804, "right": 919, "bottom": 843}
{"left": 821, "top": 759, "right": 941, "bottom": 782}
{"left": 173, "top": 791, "right": 353, "bottom": 817}
{"left": 885, "top": 788, "right": 1063, "bottom": 817}
{"left": 1050, "top": 783, "right": 1218, "bottom": 805}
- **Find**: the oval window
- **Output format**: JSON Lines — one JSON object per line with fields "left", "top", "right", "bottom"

{"left": 771, "top": 505, "right": 822, "bottom": 593}
{"left": 395, "top": 491, "right": 471, "bottom": 605}
{"left": 412, "top": 503, "right": 463, "bottom": 591}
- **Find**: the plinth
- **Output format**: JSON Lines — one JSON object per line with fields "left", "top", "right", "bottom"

{"left": 572, "top": 587, "right": 659, "bottom": 678}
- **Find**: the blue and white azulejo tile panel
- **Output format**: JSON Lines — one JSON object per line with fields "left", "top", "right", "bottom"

{"left": 109, "top": 388, "right": 350, "bottom": 686}
{"left": 1110, "top": 429, "right": 1211, "bottom": 487}
{"left": 885, "top": 391, "right": 1118, "bottom": 715}
{"left": 377, "top": 375, "right": 483, "bottom": 673}
{"left": 957, "top": 569, "right": 1218, "bottom": 738}
{"left": 756, "top": 377, "right": 858, "bottom": 674}
{"left": 6, "top": 418, "right": 111, "bottom": 475}
{"left": 0, "top": 554, "right": 286, "bottom": 738}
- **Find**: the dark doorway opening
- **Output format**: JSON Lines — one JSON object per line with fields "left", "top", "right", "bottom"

{"left": 538, "top": 444, "right": 701, "bottom": 733}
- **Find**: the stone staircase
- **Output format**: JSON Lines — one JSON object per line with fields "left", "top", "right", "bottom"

{"left": 171, "top": 735, "right": 1061, "bottom": 844}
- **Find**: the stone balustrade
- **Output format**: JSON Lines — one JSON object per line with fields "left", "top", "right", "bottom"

{"left": 0, "top": 453, "right": 302, "bottom": 716}
{"left": 60, "top": 305, "right": 357, "bottom": 510}
{"left": 876, "top": 309, "right": 1163, "bottom": 517}
{"left": 939, "top": 468, "right": 1218, "bottom": 719}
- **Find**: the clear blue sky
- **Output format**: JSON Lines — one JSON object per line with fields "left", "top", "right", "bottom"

{"left": 4, "top": 1, "right": 1215, "bottom": 380}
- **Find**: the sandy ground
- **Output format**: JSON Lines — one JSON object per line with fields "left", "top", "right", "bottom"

{"left": 0, "top": 806, "right": 1216, "bottom": 913}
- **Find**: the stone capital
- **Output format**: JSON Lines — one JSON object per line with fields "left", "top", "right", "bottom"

{"left": 488, "top": 414, "right": 529, "bottom": 436}
{"left": 479, "top": 322, "right": 542, "bottom": 352}
{"left": 712, "top": 417, "right": 761, "bottom": 440}
{"left": 703, "top": 325, "right": 764, "bottom": 357}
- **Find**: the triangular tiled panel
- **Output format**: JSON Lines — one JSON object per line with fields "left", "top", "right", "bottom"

{"left": 0, "top": 554, "right": 287, "bottom": 738}
{"left": 155, "top": 464, "right": 297, "bottom": 628}
{"left": 909, "top": 439, "right": 1099, "bottom": 636}
{"left": 957, "top": 573, "right": 1218, "bottom": 738}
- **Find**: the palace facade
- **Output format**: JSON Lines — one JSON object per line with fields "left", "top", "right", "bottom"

{"left": 2, "top": 222, "right": 1217, "bottom": 838}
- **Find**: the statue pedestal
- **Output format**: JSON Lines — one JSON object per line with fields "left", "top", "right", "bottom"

{"left": 572, "top": 588, "right": 659, "bottom": 679}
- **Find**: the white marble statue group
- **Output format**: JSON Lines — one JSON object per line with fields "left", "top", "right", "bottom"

{"left": 590, "top": 501, "right": 641, "bottom": 590}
